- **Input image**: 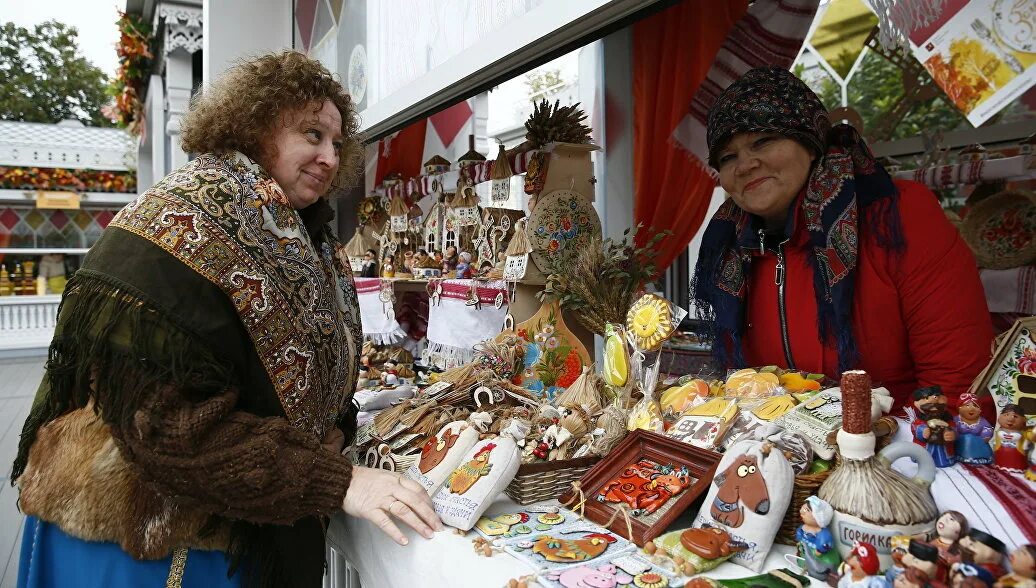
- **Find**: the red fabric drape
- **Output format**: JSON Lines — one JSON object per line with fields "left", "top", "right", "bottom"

{"left": 632, "top": 0, "right": 748, "bottom": 272}
{"left": 374, "top": 118, "right": 428, "bottom": 187}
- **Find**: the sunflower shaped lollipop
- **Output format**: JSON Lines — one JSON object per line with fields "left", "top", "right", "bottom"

{"left": 626, "top": 294, "right": 675, "bottom": 352}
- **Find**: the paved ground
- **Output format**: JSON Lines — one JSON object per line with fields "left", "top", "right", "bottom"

{"left": 0, "top": 356, "right": 44, "bottom": 588}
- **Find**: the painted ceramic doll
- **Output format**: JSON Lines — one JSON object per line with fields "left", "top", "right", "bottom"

{"left": 887, "top": 536, "right": 911, "bottom": 585}
{"left": 1026, "top": 425, "right": 1036, "bottom": 483}
{"left": 994, "top": 544, "right": 1036, "bottom": 588}
{"left": 951, "top": 562, "right": 997, "bottom": 588}
{"left": 382, "top": 254, "right": 395, "bottom": 278}
{"left": 836, "top": 542, "right": 889, "bottom": 588}
{"left": 795, "top": 496, "right": 841, "bottom": 581}
{"left": 932, "top": 511, "right": 969, "bottom": 569}
{"left": 992, "top": 404, "right": 1029, "bottom": 471}
{"left": 955, "top": 393, "right": 994, "bottom": 465}
{"left": 912, "top": 386, "right": 956, "bottom": 467}
{"left": 960, "top": 529, "right": 1008, "bottom": 580}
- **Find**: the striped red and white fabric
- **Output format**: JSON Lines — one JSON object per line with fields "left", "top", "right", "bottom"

{"left": 355, "top": 277, "right": 407, "bottom": 344}
{"left": 425, "top": 279, "right": 509, "bottom": 369}
{"left": 671, "top": 0, "right": 821, "bottom": 170}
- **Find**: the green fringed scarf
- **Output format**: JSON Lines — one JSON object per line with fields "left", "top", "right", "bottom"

{"left": 12, "top": 151, "right": 362, "bottom": 587}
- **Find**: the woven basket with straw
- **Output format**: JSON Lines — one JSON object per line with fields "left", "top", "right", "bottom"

{"left": 504, "top": 456, "right": 600, "bottom": 505}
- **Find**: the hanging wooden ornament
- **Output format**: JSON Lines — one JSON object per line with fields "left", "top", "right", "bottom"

{"left": 449, "top": 180, "right": 481, "bottom": 228}
{"left": 524, "top": 151, "right": 549, "bottom": 196}
{"left": 490, "top": 143, "right": 513, "bottom": 204}
{"left": 388, "top": 193, "right": 410, "bottom": 234}
{"left": 503, "top": 218, "right": 544, "bottom": 283}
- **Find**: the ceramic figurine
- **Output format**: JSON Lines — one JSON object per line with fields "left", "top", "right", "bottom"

{"left": 402, "top": 250, "right": 415, "bottom": 274}
{"left": 911, "top": 386, "right": 957, "bottom": 467}
{"left": 1027, "top": 425, "right": 1036, "bottom": 482}
{"left": 360, "top": 248, "right": 378, "bottom": 277}
{"left": 382, "top": 254, "right": 395, "bottom": 278}
{"left": 456, "top": 251, "right": 473, "bottom": 279}
{"left": 950, "top": 562, "right": 997, "bottom": 588}
{"left": 954, "top": 393, "right": 994, "bottom": 465}
{"left": 413, "top": 249, "right": 430, "bottom": 268}
{"left": 894, "top": 567, "right": 931, "bottom": 588}
{"left": 932, "top": 511, "right": 969, "bottom": 568}
{"left": 836, "top": 542, "right": 888, "bottom": 588}
{"left": 903, "top": 540, "right": 942, "bottom": 584}
{"left": 434, "top": 251, "right": 444, "bottom": 266}
{"left": 959, "top": 529, "right": 1007, "bottom": 580}
{"left": 381, "top": 360, "right": 399, "bottom": 387}
{"left": 443, "top": 246, "right": 458, "bottom": 272}
{"left": 795, "top": 496, "right": 841, "bottom": 581}
{"left": 992, "top": 404, "right": 1029, "bottom": 471}
{"left": 994, "top": 544, "right": 1036, "bottom": 588}
{"left": 887, "top": 536, "right": 911, "bottom": 585}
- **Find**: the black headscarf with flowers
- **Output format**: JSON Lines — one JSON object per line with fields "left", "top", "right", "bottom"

{"left": 691, "top": 66, "right": 905, "bottom": 374}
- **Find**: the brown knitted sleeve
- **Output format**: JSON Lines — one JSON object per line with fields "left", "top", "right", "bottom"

{"left": 104, "top": 381, "right": 352, "bottom": 526}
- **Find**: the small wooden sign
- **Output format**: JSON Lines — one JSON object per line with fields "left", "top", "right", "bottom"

{"left": 36, "top": 190, "right": 81, "bottom": 209}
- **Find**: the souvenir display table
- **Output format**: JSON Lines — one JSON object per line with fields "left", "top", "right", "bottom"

{"left": 329, "top": 419, "right": 1034, "bottom": 587}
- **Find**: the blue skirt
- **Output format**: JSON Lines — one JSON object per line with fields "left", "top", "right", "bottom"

{"left": 18, "top": 516, "right": 241, "bottom": 588}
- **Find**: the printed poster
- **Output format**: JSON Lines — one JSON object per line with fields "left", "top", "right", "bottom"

{"left": 908, "top": 0, "right": 1036, "bottom": 126}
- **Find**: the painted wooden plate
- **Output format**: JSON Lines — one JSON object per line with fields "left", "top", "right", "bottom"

{"left": 526, "top": 189, "right": 601, "bottom": 275}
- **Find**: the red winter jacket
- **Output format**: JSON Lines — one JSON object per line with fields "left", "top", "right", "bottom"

{"left": 741, "top": 180, "right": 994, "bottom": 419}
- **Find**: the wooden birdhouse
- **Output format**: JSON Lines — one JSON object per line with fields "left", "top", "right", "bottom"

{"left": 422, "top": 199, "right": 445, "bottom": 254}
{"left": 448, "top": 182, "right": 481, "bottom": 228}
{"left": 423, "top": 154, "right": 451, "bottom": 175}
{"left": 457, "top": 135, "right": 487, "bottom": 170}
{"left": 489, "top": 143, "right": 513, "bottom": 204}
{"left": 503, "top": 218, "right": 544, "bottom": 284}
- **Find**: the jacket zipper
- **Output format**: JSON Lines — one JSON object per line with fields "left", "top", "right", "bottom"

{"left": 760, "top": 229, "right": 796, "bottom": 370}
{"left": 775, "top": 240, "right": 796, "bottom": 370}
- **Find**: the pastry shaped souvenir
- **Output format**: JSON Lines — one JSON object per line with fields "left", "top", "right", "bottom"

{"left": 539, "top": 554, "right": 684, "bottom": 588}
{"left": 693, "top": 440, "right": 794, "bottom": 572}
{"left": 626, "top": 294, "right": 675, "bottom": 352}
{"left": 403, "top": 414, "right": 485, "bottom": 495}
{"left": 473, "top": 506, "right": 576, "bottom": 540}
{"left": 432, "top": 420, "right": 530, "bottom": 531}
{"left": 501, "top": 523, "right": 636, "bottom": 572}
{"left": 595, "top": 459, "right": 692, "bottom": 516}
{"left": 665, "top": 398, "right": 739, "bottom": 451}
{"left": 644, "top": 525, "right": 748, "bottom": 577}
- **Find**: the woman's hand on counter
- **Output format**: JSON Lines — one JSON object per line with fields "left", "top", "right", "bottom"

{"left": 343, "top": 466, "right": 444, "bottom": 545}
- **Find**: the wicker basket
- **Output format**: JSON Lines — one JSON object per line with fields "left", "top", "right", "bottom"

{"left": 775, "top": 467, "right": 834, "bottom": 546}
{"left": 504, "top": 455, "right": 601, "bottom": 505}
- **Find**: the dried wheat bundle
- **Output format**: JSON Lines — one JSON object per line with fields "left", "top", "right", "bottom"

{"left": 525, "top": 99, "right": 593, "bottom": 147}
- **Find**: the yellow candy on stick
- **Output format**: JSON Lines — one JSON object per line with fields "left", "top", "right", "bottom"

{"left": 626, "top": 294, "right": 676, "bottom": 352}
{"left": 602, "top": 323, "right": 629, "bottom": 387}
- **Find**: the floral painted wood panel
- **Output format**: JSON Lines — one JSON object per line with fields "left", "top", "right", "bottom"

{"left": 528, "top": 189, "right": 601, "bottom": 274}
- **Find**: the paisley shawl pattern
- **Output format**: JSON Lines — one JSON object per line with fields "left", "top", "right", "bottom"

{"left": 110, "top": 152, "right": 361, "bottom": 437}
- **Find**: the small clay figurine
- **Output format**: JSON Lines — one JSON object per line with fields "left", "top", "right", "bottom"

{"left": 994, "top": 544, "right": 1035, "bottom": 588}
{"left": 413, "top": 248, "right": 430, "bottom": 268}
{"left": 895, "top": 567, "right": 931, "bottom": 588}
{"left": 887, "top": 536, "right": 912, "bottom": 585}
{"left": 382, "top": 254, "right": 396, "bottom": 278}
{"left": 434, "top": 251, "right": 444, "bottom": 266}
{"left": 933, "top": 511, "right": 969, "bottom": 567}
{"left": 402, "top": 250, "right": 415, "bottom": 274}
{"left": 903, "top": 539, "right": 942, "bottom": 584}
{"left": 381, "top": 360, "right": 399, "bottom": 387}
{"left": 836, "top": 542, "right": 888, "bottom": 588}
{"left": 1027, "top": 424, "right": 1036, "bottom": 482}
{"left": 360, "top": 248, "right": 378, "bottom": 277}
{"left": 443, "top": 246, "right": 459, "bottom": 272}
{"left": 955, "top": 393, "right": 994, "bottom": 465}
{"left": 950, "top": 562, "right": 997, "bottom": 588}
{"left": 796, "top": 496, "right": 841, "bottom": 581}
{"left": 959, "top": 529, "right": 1007, "bottom": 580}
{"left": 992, "top": 404, "right": 1029, "bottom": 471}
{"left": 911, "top": 386, "right": 957, "bottom": 467}
{"left": 456, "top": 251, "right": 473, "bottom": 279}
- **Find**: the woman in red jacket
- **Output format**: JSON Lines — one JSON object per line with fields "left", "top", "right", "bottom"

{"left": 691, "top": 66, "right": 994, "bottom": 416}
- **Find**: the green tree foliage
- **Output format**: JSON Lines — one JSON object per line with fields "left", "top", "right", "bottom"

{"left": 525, "top": 69, "right": 565, "bottom": 101}
{"left": 0, "top": 21, "right": 113, "bottom": 126}
{"left": 798, "top": 49, "right": 968, "bottom": 141}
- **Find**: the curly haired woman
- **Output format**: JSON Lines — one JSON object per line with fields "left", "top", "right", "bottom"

{"left": 12, "top": 51, "right": 440, "bottom": 588}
